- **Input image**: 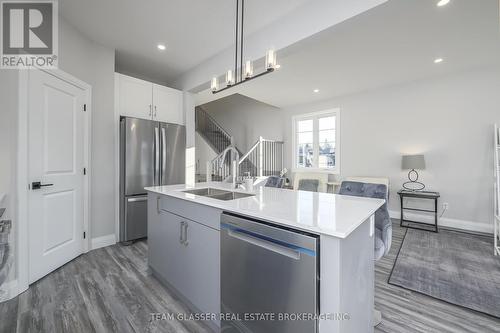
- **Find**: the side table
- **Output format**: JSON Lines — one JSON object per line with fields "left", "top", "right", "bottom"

{"left": 398, "top": 190, "right": 440, "bottom": 232}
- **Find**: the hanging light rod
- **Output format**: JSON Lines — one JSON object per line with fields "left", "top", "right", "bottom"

{"left": 211, "top": 68, "right": 275, "bottom": 94}
{"left": 211, "top": 0, "right": 278, "bottom": 94}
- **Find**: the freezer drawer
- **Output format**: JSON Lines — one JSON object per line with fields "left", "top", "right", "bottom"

{"left": 123, "top": 196, "right": 148, "bottom": 241}
{"left": 221, "top": 213, "right": 319, "bottom": 333}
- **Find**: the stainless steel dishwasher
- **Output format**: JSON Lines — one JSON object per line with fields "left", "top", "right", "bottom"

{"left": 221, "top": 213, "right": 319, "bottom": 333}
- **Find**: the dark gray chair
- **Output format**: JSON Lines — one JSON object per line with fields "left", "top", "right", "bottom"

{"left": 338, "top": 181, "right": 391, "bottom": 326}
{"left": 264, "top": 176, "right": 285, "bottom": 188}
{"left": 339, "top": 181, "right": 391, "bottom": 260}
{"left": 297, "top": 179, "right": 320, "bottom": 192}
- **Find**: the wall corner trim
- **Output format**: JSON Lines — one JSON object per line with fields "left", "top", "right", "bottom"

{"left": 91, "top": 234, "right": 117, "bottom": 250}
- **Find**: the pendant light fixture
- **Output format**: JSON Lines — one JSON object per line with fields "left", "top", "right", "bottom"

{"left": 211, "top": 0, "right": 278, "bottom": 94}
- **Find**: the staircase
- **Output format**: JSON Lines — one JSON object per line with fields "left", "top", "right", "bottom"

{"left": 195, "top": 107, "right": 284, "bottom": 181}
{"left": 196, "top": 106, "right": 234, "bottom": 154}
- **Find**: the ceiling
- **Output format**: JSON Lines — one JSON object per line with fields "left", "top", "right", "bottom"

{"left": 197, "top": 0, "right": 500, "bottom": 108}
{"left": 59, "top": 0, "right": 311, "bottom": 84}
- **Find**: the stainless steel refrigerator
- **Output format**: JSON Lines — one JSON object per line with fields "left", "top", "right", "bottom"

{"left": 120, "top": 117, "right": 186, "bottom": 242}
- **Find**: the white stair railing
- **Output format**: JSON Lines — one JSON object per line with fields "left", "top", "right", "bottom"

{"left": 208, "top": 137, "right": 284, "bottom": 181}
{"left": 239, "top": 137, "right": 284, "bottom": 178}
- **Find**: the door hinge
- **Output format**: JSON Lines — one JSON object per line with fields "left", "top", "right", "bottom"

{"left": 83, "top": 104, "right": 87, "bottom": 112}
{"left": 83, "top": 167, "right": 86, "bottom": 175}
{"left": 83, "top": 231, "right": 86, "bottom": 239}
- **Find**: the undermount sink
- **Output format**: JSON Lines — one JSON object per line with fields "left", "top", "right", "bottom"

{"left": 182, "top": 188, "right": 254, "bottom": 201}
{"left": 209, "top": 191, "right": 255, "bottom": 201}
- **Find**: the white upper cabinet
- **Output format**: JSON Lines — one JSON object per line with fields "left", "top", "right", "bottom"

{"left": 115, "top": 73, "right": 184, "bottom": 125}
{"left": 116, "top": 74, "right": 153, "bottom": 120}
{"left": 152, "top": 84, "right": 183, "bottom": 124}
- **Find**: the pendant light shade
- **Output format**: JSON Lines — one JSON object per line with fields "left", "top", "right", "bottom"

{"left": 211, "top": 77, "right": 218, "bottom": 92}
{"left": 265, "top": 49, "right": 277, "bottom": 70}
{"left": 226, "top": 70, "right": 235, "bottom": 86}
{"left": 244, "top": 60, "right": 253, "bottom": 78}
{"left": 210, "top": 0, "right": 278, "bottom": 93}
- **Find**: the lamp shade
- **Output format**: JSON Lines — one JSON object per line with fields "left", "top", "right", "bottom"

{"left": 401, "top": 154, "right": 426, "bottom": 170}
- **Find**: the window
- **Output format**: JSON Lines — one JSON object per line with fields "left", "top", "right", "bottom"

{"left": 293, "top": 110, "right": 340, "bottom": 173}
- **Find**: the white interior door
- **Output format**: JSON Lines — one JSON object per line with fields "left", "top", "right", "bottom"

{"left": 28, "top": 69, "right": 87, "bottom": 284}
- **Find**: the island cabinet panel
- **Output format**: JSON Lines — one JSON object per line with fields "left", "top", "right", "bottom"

{"left": 158, "top": 195, "right": 221, "bottom": 230}
{"left": 148, "top": 195, "right": 183, "bottom": 288}
{"left": 180, "top": 216, "right": 220, "bottom": 317}
{"left": 147, "top": 193, "right": 221, "bottom": 327}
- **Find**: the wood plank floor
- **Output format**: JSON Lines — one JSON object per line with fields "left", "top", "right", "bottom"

{"left": 0, "top": 241, "right": 212, "bottom": 333}
{"left": 1, "top": 221, "right": 499, "bottom": 332}
{"left": 375, "top": 222, "right": 500, "bottom": 333}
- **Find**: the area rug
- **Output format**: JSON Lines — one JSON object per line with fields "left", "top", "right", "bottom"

{"left": 388, "top": 228, "right": 500, "bottom": 318}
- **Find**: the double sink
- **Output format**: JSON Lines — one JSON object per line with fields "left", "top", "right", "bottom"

{"left": 182, "top": 187, "right": 254, "bottom": 201}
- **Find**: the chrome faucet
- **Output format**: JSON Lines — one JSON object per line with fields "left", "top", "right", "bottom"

{"left": 219, "top": 145, "right": 240, "bottom": 189}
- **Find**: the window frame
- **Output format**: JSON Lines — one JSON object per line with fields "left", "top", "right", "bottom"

{"left": 292, "top": 109, "right": 341, "bottom": 174}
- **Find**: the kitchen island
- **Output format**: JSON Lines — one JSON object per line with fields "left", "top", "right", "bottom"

{"left": 145, "top": 182, "right": 385, "bottom": 333}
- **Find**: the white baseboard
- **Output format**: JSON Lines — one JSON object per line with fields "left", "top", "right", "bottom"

{"left": 389, "top": 210, "right": 493, "bottom": 234}
{"left": 91, "top": 234, "right": 117, "bottom": 250}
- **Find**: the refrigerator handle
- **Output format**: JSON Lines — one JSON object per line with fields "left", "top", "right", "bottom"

{"left": 161, "top": 127, "right": 167, "bottom": 185}
{"left": 154, "top": 126, "right": 160, "bottom": 185}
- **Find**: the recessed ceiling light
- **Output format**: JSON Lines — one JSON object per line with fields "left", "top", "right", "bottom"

{"left": 313, "top": 89, "right": 319, "bottom": 93}
{"left": 157, "top": 43, "right": 166, "bottom": 51}
{"left": 434, "top": 58, "right": 444, "bottom": 64}
{"left": 437, "top": 0, "right": 450, "bottom": 7}
{"left": 275, "top": 64, "right": 281, "bottom": 69}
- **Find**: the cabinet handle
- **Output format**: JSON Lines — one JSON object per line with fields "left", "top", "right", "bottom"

{"left": 156, "top": 196, "right": 161, "bottom": 214}
{"left": 183, "top": 222, "right": 189, "bottom": 246}
{"left": 179, "top": 221, "right": 189, "bottom": 246}
{"left": 179, "top": 221, "right": 185, "bottom": 244}
{"left": 149, "top": 104, "right": 152, "bottom": 117}
{"left": 154, "top": 105, "right": 157, "bottom": 119}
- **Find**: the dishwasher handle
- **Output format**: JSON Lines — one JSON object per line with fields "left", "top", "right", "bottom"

{"left": 226, "top": 228, "right": 301, "bottom": 260}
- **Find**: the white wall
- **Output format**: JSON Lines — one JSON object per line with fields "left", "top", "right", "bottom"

{"left": 200, "top": 94, "right": 285, "bottom": 153}
{"left": 283, "top": 66, "right": 500, "bottom": 232}
{"left": 0, "top": 71, "right": 18, "bottom": 200}
{"left": 172, "top": 0, "right": 387, "bottom": 92}
{"left": 56, "top": 18, "right": 116, "bottom": 238}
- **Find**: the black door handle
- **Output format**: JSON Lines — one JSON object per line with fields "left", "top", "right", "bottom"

{"left": 32, "top": 182, "right": 54, "bottom": 190}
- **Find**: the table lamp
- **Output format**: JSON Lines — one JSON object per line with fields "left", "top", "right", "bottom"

{"left": 401, "top": 154, "right": 426, "bottom": 191}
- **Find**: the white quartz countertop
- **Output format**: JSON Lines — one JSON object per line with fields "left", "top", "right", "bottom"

{"left": 145, "top": 182, "right": 385, "bottom": 238}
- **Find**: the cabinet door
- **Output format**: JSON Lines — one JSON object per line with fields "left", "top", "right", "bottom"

{"left": 149, "top": 201, "right": 220, "bottom": 318}
{"left": 117, "top": 73, "right": 153, "bottom": 120}
{"left": 182, "top": 219, "right": 220, "bottom": 317}
{"left": 148, "top": 201, "right": 186, "bottom": 290}
{"left": 152, "top": 84, "right": 184, "bottom": 125}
